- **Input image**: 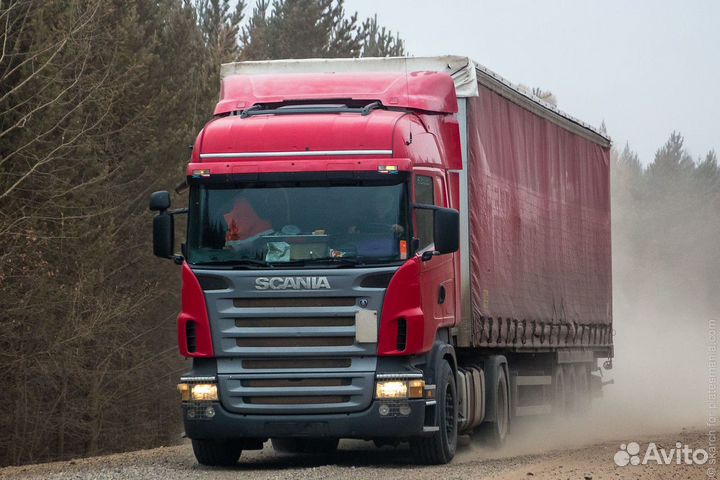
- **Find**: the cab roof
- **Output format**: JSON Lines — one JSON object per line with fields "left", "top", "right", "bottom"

{"left": 215, "top": 71, "right": 458, "bottom": 116}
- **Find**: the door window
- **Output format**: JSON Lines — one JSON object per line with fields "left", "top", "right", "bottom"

{"left": 415, "top": 175, "right": 435, "bottom": 250}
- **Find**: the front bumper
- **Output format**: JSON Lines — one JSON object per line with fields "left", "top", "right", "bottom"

{"left": 183, "top": 398, "right": 429, "bottom": 440}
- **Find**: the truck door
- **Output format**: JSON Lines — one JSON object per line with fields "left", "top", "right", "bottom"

{"left": 414, "top": 171, "right": 456, "bottom": 331}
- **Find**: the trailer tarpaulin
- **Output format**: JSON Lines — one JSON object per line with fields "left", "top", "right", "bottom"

{"left": 466, "top": 84, "right": 612, "bottom": 350}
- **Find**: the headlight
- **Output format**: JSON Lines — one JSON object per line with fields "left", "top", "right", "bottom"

{"left": 191, "top": 383, "right": 218, "bottom": 401}
{"left": 375, "top": 379, "right": 425, "bottom": 399}
{"left": 178, "top": 383, "right": 218, "bottom": 402}
{"left": 376, "top": 381, "right": 407, "bottom": 399}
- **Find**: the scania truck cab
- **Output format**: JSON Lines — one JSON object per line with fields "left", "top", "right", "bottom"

{"left": 151, "top": 64, "right": 466, "bottom": 465}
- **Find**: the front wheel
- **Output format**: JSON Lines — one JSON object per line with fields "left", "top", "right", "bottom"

{"left": 410, "top": 360, "right": 457, "bottom": 464}
{"left": 191, "top": 439, "right": 242, "bottom": 466}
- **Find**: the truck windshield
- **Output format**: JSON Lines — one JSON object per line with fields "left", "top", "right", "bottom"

{"left": 187, "top": 181, "right": 410, "bottom": 268}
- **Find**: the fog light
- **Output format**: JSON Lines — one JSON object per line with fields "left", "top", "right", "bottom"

{"left": 376, "top": 381, "right": 407, "bottom": 399}
{"left": 191, "top": 383, "right": 218, "bottom": 401}
{"left": 378, "top": 403, "right": 390, "bottom": 416}
{"left": 399, "top": 404, "right": 412, "bottom": 416}
{"left": 205, "top": 406, "right": 216, "bottom": 418}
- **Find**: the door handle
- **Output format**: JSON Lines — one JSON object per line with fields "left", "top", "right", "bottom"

{"left": 438, "top": 285, "right": 446, "bottom": 305}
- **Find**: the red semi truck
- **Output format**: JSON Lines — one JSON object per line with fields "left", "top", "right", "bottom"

{"left": 150, "top": 55, "right": 612, "bottom": 466}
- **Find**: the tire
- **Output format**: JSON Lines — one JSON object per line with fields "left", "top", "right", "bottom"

{"left": 562, "top": 364, "right": 577, "bottom": 413}
{"left": 191, "top": 439, "right": 242, "bottom": 466}
{"left": 476, "top": 364, "right": 510, "bottom": 447}
{"left": 410, "top": 361, "right": 457, "bottom": 464}
{"left": 551, "top": 364, "right": 566, "bottom": 416}
{"left": 271, "top": 437, "right": 339, "bottom": 454}
{"left": 574, "top": 364, "right": 591, "bottom": 412}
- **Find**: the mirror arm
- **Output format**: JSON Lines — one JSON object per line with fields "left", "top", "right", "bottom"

{"left": 420, "top": 250, "right": 435, "bottom": 262}
{"left": 168, "top": 207, "right": 188, "bottom": 215}
{"left": 175, "top": 179, "right": 189, "bottom": 195}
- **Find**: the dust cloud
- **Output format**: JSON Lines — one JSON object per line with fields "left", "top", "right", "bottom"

{"left": 458, "top": 199, "right": 716, "bottom": 460}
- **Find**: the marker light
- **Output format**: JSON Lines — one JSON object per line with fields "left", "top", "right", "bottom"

{"left": 399, "top": 240, "right": 408, "bottom": 260}
{"left": 407, "top": 379, "right": 425, "bottom": 398}
{"left": 177, "top": 383, "right": 190, "bottom": 402}
{"left": 192, "top": 169, "right": 211, "bottom": 178}
{"left": 378, "top": 165, "right": 398, "bottom": 174}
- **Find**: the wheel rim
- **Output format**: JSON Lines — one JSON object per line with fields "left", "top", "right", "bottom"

{"left": 444, "top": 382, "right": 456, "bottom": 439}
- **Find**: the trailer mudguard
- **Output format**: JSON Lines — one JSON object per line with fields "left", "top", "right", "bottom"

{"left": 480, "top": 355, "right": 509, "bottom": 424}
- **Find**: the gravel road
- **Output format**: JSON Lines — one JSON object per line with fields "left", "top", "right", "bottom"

{"left": 1, "top": 423, "right": 710, "bottom": 480}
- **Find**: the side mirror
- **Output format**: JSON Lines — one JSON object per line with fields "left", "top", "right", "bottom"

{"left": 149, "top": 190, "right": 171, "bottom": 212}
{"left": 153, "top": 213, "right": 174, "bottom": 258}
{"left": 433, "top": 207, "right": 459, "bottom": 255}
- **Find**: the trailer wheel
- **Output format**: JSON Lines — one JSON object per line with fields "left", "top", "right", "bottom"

{"left": 562, "top": 365, "right": 577, "bottom": 412}
{"left": 271, "top": 438, "right": 339, "bottom": 454}
{"left": 574, "top": 364, "right": 591, "bottom": 411}
{"left": 191, "top": 439, "right": 242, "bottom": 466}
{"left": 410, "top": 361, "right": 457, "bottom": 464}
{"left": 476, "top": 364, "right": 510, "bottom": 447}
{"left": 551, "top": 365, "right": 566, "bottom": 416}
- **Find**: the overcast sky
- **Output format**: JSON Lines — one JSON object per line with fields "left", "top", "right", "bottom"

{"left": 345, "top": 0, "right": 719, "bottom": 164}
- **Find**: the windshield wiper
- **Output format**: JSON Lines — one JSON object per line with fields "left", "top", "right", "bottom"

{"left": 300, "top": 258, "right": 364, "bottom": 268}
{"left": 196, "top": 259, "right": 273, "bottom": 269}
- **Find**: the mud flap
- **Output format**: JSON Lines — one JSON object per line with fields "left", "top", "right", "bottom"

{"left": 481, "top": 355, "right": 509, "bottom": 429}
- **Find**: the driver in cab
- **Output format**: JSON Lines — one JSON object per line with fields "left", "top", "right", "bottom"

{"left": 224, "top": 195, "right": 273, "bottom": 249}
{"left": 348, "top": 191, "right": 404, "bottom": 236}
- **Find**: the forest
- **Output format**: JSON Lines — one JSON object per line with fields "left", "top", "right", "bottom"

{"left": 1, "top": 0, "right": 718, "bottom": 467}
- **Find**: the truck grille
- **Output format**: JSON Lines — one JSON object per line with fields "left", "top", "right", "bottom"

{"left": 246, "top": 396, "right": 349, "bottom": 405}
{"left": 218, "top": 371, "right": 374, "bottom": 413}
{"left": 199, "top": 268, "right": 396, "bottom": 415}
{"left": 236, "top": 336, "right": 355, "bottom": 348}
{"left": 242, "top": 378, "right": 351, "bottom": 387}
{"left": 235, "top": 317, "right": 354, "bottom": 328}
{"left": 241, "top": 358, "right": 352, "bottom": 369}
{"left": 215, "top": 294, "right": 375, "bottom": 358}
{"left": 216, "top": 293, "right": 377, "bottom": 413}
{"left": 233, "top": 297, "right": 356, "bottom": 308}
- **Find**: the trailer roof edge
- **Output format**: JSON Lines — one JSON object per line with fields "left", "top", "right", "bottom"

{"left": 221, "top": 56, "right": 611, "bottom": 148}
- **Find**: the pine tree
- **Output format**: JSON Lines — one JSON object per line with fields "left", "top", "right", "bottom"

{"left": 239, "top": 0, "right": 404, "bottom": 60}
{"left": 358, "top": 14, "right": 405, "bottom": 57}
{"left": 646, "top": 131, "right": 695, "bottom": 180}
